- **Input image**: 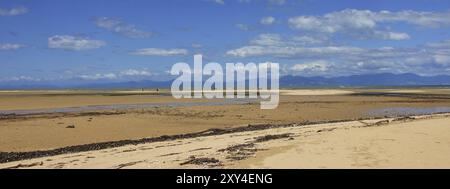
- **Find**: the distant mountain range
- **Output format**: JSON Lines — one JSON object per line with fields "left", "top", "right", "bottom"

{"left": 280, "top": 73, "right": 450, "bottom": 87}
{"left": 1, "top": 73, "right": 450, "bottom": 89}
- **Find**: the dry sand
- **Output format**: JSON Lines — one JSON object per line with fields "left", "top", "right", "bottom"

{"left": 1, "top": 113, "right": 449, "bottom": 169}
{"left": 235, "top": 114, "right": 450, "bottom": 168}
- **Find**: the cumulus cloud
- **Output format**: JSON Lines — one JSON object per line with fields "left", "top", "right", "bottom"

{"left": 93, "top": 17, "right": 152, "bottom": 38}
{"left": 289, "top": 11, "right": 373, "bottom": 33}
{"left": 289, "top": 9, "right": 450, "bottom": 32}
{"left": 377, "top": 10, "right": 450, "bottom": 27}
{"left": 0, "top": 43, "right": 25, "bottom": 51}
{"left": 0, "top": 6, "right": 27, "bottom": 16}
{"left": 248, "top": 33, "right": 328, "bottom": 47}
{"left": 260, "top": 16, "right": 275, "bottom": 25}
{"left": 288, "top": 9, "right": 450, "bottom": 40}
{"left": 48, "top": 35, "right": 106, "bottom": 51}
{"left": 250, "top": 33, "right": 284, "bottom": 46}
{"left": 292, "top": 36, "right": 328, "bottom": 45}
{"left": 227, "top": 32, "right": 414, "bottom": 59}
{"left": 130, "top": 48, "right": 188, "bottom": 56}
{"left": 227, "top": 45, "right": 365, "bottom": 58}
{"left": 226, "top": 30, "right": 450, "bottom": 75}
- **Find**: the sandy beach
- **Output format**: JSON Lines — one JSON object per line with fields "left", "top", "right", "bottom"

{"left": 1, "top": 113, "right": 449, "bottom": 169}
{"left": 1, "top": 89, "right": 450, "bottom": 152}
{"left": 0, "top": 89, "right": 450, "bottom": 168}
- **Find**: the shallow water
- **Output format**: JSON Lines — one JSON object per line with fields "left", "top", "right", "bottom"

{"left": 367, "top": 107, "right": 450, "bottom": 117}
{"left": 0, "top": 99, "right": 256, "bottom": 116}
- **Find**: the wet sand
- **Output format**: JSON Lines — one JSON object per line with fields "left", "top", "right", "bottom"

{"left": 1, "top": 89, "right": 450, "bottom": 152}
{"left": 280, "top": 89, "right": 354, "bottom": 95}
{"left": 1, "top": 113, "right": 449, "bottom": 169}
{"left": 0, "top": 90, "right": 203, "bottom": 111}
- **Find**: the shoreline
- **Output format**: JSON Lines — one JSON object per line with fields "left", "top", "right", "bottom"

{"left": 1, "top": 112, "right": 449, "bottom": 168}
{"left": 0, "top": 117, "right": 365, "bottom": 163}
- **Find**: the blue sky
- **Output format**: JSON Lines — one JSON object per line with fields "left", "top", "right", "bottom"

{"left": 1, "top": 0, "right": 450, "bottom": 84}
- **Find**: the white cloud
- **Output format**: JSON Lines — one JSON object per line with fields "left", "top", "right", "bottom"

{"left": 426, "top": 40, "right": 450, "bottom": 49}
{"left": 292, "top": 36, "right": 327, "bottom": 45}
{"left": 289, "top": 16, "right": 333, "bottom": 32}
{"left": 290, "top": 60, "right": 330, "bottom": 73}
{"left": 0, "top": 43, "right": 25, "bottom": 51}
{"left": 260, "top": 16, "right": 275, "bottom": 25}
{"left": 374, "top": 31, "right": 410, "bottom": 40}
{"left": 226, "top": 45, "right": 364, "bottom": 58}
{"left": 79, "top": 73, "right": 117, "bottom": 80}
{"left": 376, "top": 10, "right": 450, "bottom": 27}
{"left": 433, "top": 55, "right": 450, "bottom": 66}
{"left": 227, "top": 35, "right": 450, "bottom": 76}
{"left": 48, "top": 35, "right": 106, "bottom": 51}
{"left": 288, "top": 9, "right": 450, "bottom": 40}
{"left": 289, "top": 9, "right": 450, "bottom": 32}
{"left": 250, "top": 33, "right": 284, "bottom": 46}
{"left": 119, "top": 69, "right": 152, "bottom": 77}
{"left": 226, "top": 32, "right": 450, "bottom": 75}
{"left": 350, "top": 59, "right": 401, "bottom": 72}
{"left": 131, "top": 48, "right": 188, "bottom": 56}
{"left": 93, "top": 17, "right": 152, "bottom": 38}
{"left": 0, "top": 6, "right": 27, "bottom": 16}
{"left": 248, "top": 33, "right": 328, "bottom": 47}
{"left": 0, "top": 76, "right": 41, "bottom": 82}
{"left": 227, "top": 31, "right": 415, "bottom": 59}
{"left": 78, "top": 69, "right": 155, "bottom": 80}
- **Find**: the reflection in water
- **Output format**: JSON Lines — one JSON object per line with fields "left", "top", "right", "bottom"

{"left": 367, "top": 107, "right": 450, "bottom": 117}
